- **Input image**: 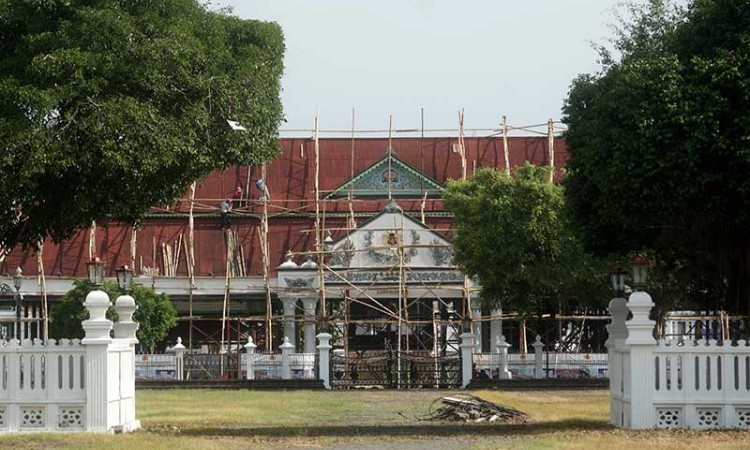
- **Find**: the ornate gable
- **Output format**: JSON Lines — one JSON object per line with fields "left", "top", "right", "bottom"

{"left": 324, "top": 152, "right": 443, "bottom": 199}
{"left": 328, "top": 201, "right": 454, "bottom": 271}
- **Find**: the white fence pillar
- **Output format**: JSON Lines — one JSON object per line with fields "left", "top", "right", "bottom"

{"left": 459, "top": 332, "right": 475, "bottom": 387}
{"left": 495, "top": 335, "right": 512, "bottom": 380}
{"left": 280, "top": 337, "right": 294, "bottom": 380}
{"left": 532, "top": 335, "right": 544, "bottom": 379}
{"left": 316, "top": 332, "right": 332, "bottom": 389}
{"left": 301, "top": 297, "right": 318, "bottom": 354}
{"left": 112, "top": 294, "right": 140, "bottom": 432}
{"left": 607, "top": 297, "right": 629, "bottom": 426}
{"left": 170, "top": 337, "right": 186, "bottom": 381}
{"left": 81, "top": 289, "right": 113, "bottom": 432}
{"left": 625, "top": 291, "right": 656, "bottom": 429}
{"left": 281, "top": 297, "right": 298, "bottom": 351}
{"left": 244, "top": 336, "right": 257, "bottom": 380}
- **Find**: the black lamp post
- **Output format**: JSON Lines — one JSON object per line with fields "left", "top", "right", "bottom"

{"left": 86, "top": 257, "right": 106, "bottom": 287}
{"left": 610, "top": 266, "right": 628, "bottom": 296}
{"left": 115, "top": 265, "right": 135, "bottom": 294}
{"left": 12, "top": 267, "right": 22, "bottom": 339}
{"left": 629, "top": 256, "right": 650, "bottom": 291}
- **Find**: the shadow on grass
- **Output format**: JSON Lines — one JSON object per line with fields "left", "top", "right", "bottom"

{"left": 149, "top": 419, "right": 612, "bottom": 438}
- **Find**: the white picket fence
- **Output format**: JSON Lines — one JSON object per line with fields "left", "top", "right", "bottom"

{"left": 609, "top": 292, "right": 750, "bottom": 429}
{"left": 0, "top": 290, "right": 140, "bottom": 433}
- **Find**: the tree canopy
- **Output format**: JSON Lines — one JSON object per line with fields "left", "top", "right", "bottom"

{"left": 0, "top": 0, "right": 285, "bottom": 249}
{"left": 563, "top": 0, "right": 750, "bottom": 313}
{"left": 50, "top": 279, "right": 177, "bottom": 350}
{"left": 443, "top": 164, "right": 610, "bottom": 316}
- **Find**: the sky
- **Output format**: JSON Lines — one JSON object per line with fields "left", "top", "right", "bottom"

{"left": 216, "top": 0, "right": 635, "bottom": 136}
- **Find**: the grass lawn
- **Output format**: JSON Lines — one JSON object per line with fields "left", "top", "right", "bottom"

{"left": 0, "top": 389, "right": 747, "bottom": 449}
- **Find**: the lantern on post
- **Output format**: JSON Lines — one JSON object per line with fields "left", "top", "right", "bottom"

{"left": 629, "top": 256, "right": 650, "bottom": 291}
{"left": 115, "top": 265, "right": 135, "bottom": 294}
{"left": 86, "top": 257, "right": 106, "bottom": 286}
{"left": 610, "top": 266, "right": 628, "bottom": 296}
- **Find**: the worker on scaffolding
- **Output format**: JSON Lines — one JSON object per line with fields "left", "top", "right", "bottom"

{"left": 231, "top": 186, "right": 244, "bottom": 209}
{"left": 255, "top": 178, "right": 270, "bottom": 202}
{"left": 219, "top": 198, "right": 231, "bottom": 229}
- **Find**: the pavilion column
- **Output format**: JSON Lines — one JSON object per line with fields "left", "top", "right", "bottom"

{"left": 301, "top": 297, "right": 318, "bottom": 354}
{"left": 471, "top": 306, "right": 482, "bottom": 352}
{"left": 280, "top": 295, "right": 298, "bottom": 351}
{"left": 490, "top": 307, "right": 503, "bottom": 353}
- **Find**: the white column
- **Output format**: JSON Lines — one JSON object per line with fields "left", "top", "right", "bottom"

{"left": 490, "top": 307, "right": 503, "bottom": 355}
{"left": 495, "top": 335, "right": 512, "bottom": 379}
{"left": 244, "top": 336, "right": 257, "bottom": 380}
{"left": 472, "top": 306, "right": 482, "bottom": 352}
{"left": 607, "top": 297, "right": 629, "bottom": 426}
{"left": 316, "top": 332, "right": 332, "bottom": 389}
{"left": 301, "top": 297, "right": 318, "bottom": 354}
{"left": 532, "top": 335, "right": 544, "bottom": 379}
{"left": 113, "top": 294, "right": 141, "bottom": 432}
{"left": 171, "top": 337, "right": 186, "bottom": 381}
{"left": 625, "top": 291, "right": 656, "bottom": 429}
{"left": 281, "top": 296, "right": 298, "bottom": 351}
{"left": 81, "top": 289, "right": 113, "bottom": 432}
{"left": 459, "top": 332, "right": 475, "bottom": 388}
{"left": 280, "top": 337, "right": 294, "bottom": 380}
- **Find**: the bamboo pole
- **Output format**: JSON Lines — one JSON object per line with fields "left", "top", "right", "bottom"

{"left": 313, "top": 111, "right": 327, "bottom": 333}
{"left": 548, "top": 118, "right": 555, "bottom": 184}
{"left": 458, "top": 109, "right": 466, "bottom": 180}
{"left": 88, "top": 221, "right": 96, "bottom": 259}
{"left": 130, "top": 224, "right": 137, "bottom": 271}
{"left": 502, "top": 115, "right": 510, "bottom": 177}
{"left": 188, "top": 181, "right": 196, "bottom": 349}
{"left": 36, "top": 241, "right": 48, "bottom": 342}
{"left": 260, "top": 163, "right": 272, "bottom": 351}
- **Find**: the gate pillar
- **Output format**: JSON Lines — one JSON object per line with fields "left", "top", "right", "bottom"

{"left": 459, "top": 332, "right": 475, "bottom": 388}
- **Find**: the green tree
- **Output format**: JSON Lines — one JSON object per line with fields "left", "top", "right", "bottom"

{"left": 563, "top": 0, "right": 750, "bottom": 313}
{"left": 443, "top": 164, "right": 610, "bottom": 316}
{"left": 0, "top": 0, "right": 284, "bottom": 249}
{"left": 50, "top": 279, "right": 177, "bottom": 351}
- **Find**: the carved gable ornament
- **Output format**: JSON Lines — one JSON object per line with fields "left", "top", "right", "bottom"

{"left": 324, "top": 152, "right": 443, "bottom": 199}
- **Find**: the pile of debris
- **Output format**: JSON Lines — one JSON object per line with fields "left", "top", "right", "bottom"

{"left": 418, "top": 394, "right": 529, "bottom": 423}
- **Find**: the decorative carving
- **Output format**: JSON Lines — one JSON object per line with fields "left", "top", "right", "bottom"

{"left": 0, "top": 283, "right": 14, "bottom": 296}
{"left": 364, "top": 231, "right": 397, "bottom": 264}
{"left": 656, "top": 408, "right": 681, "bottom": 429}
{"left": 284, "top": 278, "right": 314, "bottom": 288}
{"left": 21, "top": 408, "right": 45, "bottom": 428}
{"left": 697, "top": 408, "right": 721, "bottom": 428}
{"left": 58, "top": 408, "right": 83, "bottom": 428}
{"left": 737, "top": 409, "right": 750, "bottom": 428}
{"left": 364, "top": 230, "right": 419, "bottom": 264}
{"left": 430, "top": 238, "right": 453, "bottom": 266}
{"left": 325, "top": 270, "right": 463, "bottom": 284}
{"left": 329, "top": 239, "right": 356, "bottom": 267}
{"left": 324, "top": 154, "right": 443, "bottom": 199}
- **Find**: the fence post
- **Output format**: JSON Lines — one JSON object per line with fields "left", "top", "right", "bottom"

{"left": 496, "top": 335, "right": 512, "bottom": 380}
{"left": 113, "top": 294, "right": 140, "bottom": 432}
{"left": 171, "top": 337, "right": 186, "bottom": 381}
{"left": 459, "top": 332, "right": 475, "bottom": 388}
{"left": 316, "top": 332, "right": 332, "bottom": 389}
{"left": 81, "top": 289, "right": 113, "bottom": 432}
{"left": 244, "top": 336, "right": 257, "bottom": 380}
{"left": 607, "top": 297, "right": 629, "bottom": 426}
{"left": 625, "top": 291, "right": 656, "bottom": 429}
{"left": 532, "top": 335, "right": 544, "bottom": 379}
{"left": 280, "top": 337, "right": 294, "bottom": 380}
